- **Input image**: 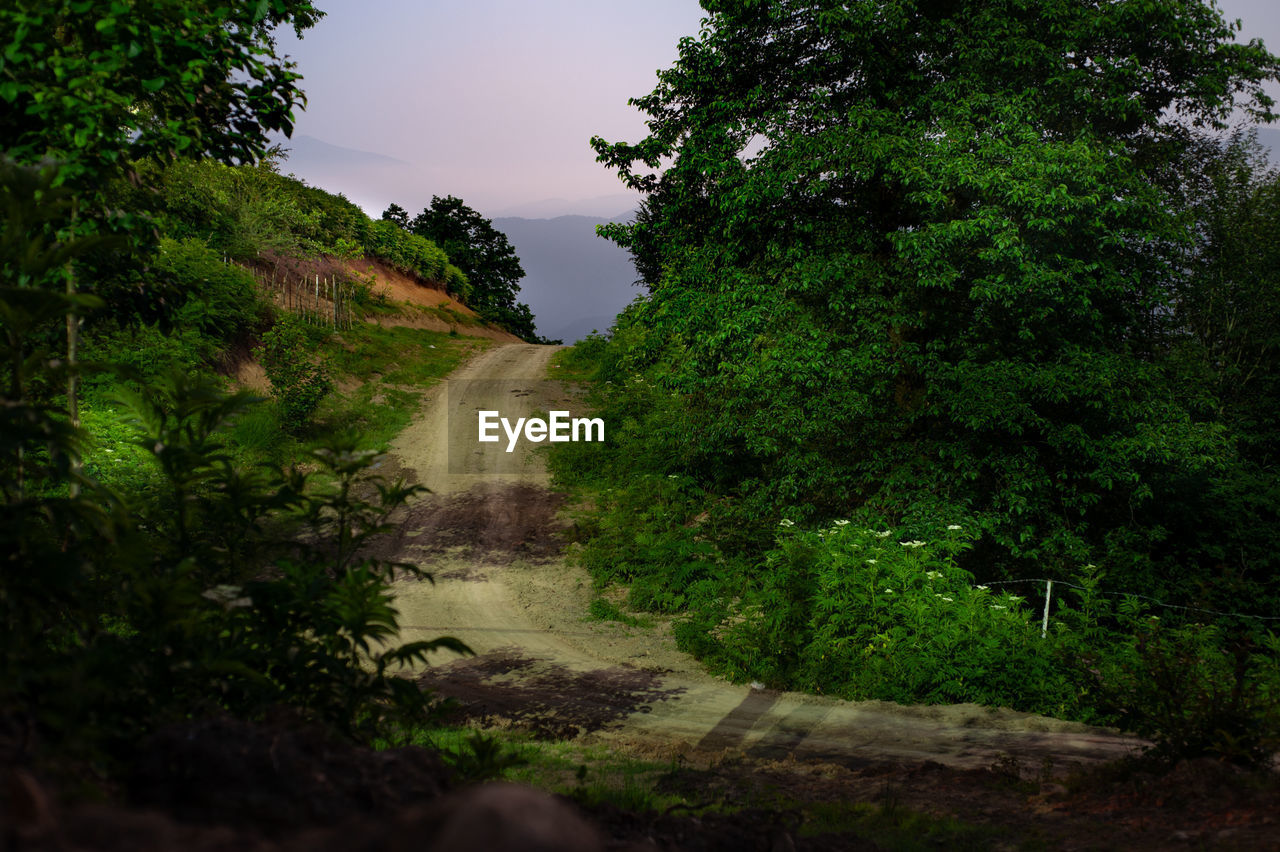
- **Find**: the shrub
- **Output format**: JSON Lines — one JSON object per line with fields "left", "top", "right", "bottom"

{"left": 254, "top": 315, "right": 332, "bottom": 432}
{"left": 1083, "top": 619, "right": 1280, "bottom": 767}
{"left": 695, "top": 521, "right": 1081, "bottom": 715}
{"left": 151, "top": 236, "right": 263, "bottom": 343}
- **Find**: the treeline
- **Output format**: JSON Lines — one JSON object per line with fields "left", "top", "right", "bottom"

{"left": 553, "top": 0, "right": 1280, "bottom": 766}
{"left": 1, "top": 0, "right": 476, "bottom": 773}
{"left": 382, "top": 197, "right": 545, "bottom": 343}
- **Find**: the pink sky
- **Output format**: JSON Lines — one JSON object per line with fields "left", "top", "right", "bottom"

{"left": 273, "top": 0, "right": 704, "bottom": 216}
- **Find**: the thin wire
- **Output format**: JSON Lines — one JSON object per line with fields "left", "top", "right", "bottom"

{"left": 979, "top": 578, "right": 1280, "bottom": 622}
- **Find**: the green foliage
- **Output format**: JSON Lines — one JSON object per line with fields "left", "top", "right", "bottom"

{"left": 1, "top": 0, "right": 322, "bottom": 196}
{"left": 254, "top": 315, "right": 333, "bottom": 433}
{"left": 677, "top": 521, "right": 1080, "bottom": 717}
{"left": 5, "top": 346, "right": 465, "bottom": 755}
{"left": 550, "top": 332, "right": 608, "bottom": 382}
{"left": 564, "top": 472, "right": 730, "bottom": 615}
{"left": 158, "top": 159, "right": 322, "bottom": 258}
{"left": 434, "top": 731, "right": 530, "bottom": 783}
{"left": 1079, "top": 618, "right": 1280, "bottom": 768}
{"left": 577, "top": 0, "right": 1280, "bottom": 607}
{"left": 1, "top": 1, "right": 475, "bottom": 769}
{"left": 152, "top": 236, "right": 263, "bottom": 339}
{"left": 364, "top": 219, "right": 446, "bottom": 279}
{"left": 586, "top": 597, "right": 652, "bottom": 629}
{"left": 391, "top": 196, "right": 540, "bottom": 340}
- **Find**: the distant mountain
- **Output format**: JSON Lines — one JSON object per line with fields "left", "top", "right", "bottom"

{"left": 495, "top": 214, "right": 640, "bottom": 343}
{"left": 491, "top": 194, "right": 638, "bottom": 220}
{"left": 274, "top": 134, "right": 410, "bottom": 169}
{"left": 1253, "top": 126, "right": 1280, "bottom": 158}
{"left": 262, "top": 133, "right": 421, "bottom": 213}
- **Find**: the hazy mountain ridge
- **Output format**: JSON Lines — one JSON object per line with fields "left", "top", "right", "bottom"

{"left": 495, "top": 213, "right": 640, "bottom": 343}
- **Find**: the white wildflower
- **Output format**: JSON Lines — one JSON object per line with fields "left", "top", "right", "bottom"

{"left": 947, "top": 524, "right": 962, "bottom": 530}
{"left": 990, "top": 605, "right": 1006, "bottom": 610}
{"left": 883, "top": 588, "right": 894, "bottom": 594}
{"left": 901, "top": 540, "right": 925, "bottom": 548}
{"left": 866, "top": 559, "right": 878, "bottom": 565}
{"left": 873, "top": 530, "right": 892, "bottom": 538}
{"left": 834, "top": 519, "right": 850, "bottom": 526}
{"left": 976, "top": 585, "right": 989, "bottom": 590}
{"left": 942, "top": 596, "right": 953, "bottom": 602}
{"left": 779, "top": 519, "right": 795, "bottom": 527}
{"left": 925, "top": 570, "right": 942, "bottom": 579}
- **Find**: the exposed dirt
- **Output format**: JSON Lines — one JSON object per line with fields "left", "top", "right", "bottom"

{"left": 246, "top": 251, "right": 522, "bottom": 341}
{"left": 367, "top": 483, "right": 569, "bottom": 567}
{"left": 421, "top": 649, "right": 686, "bottom": 741}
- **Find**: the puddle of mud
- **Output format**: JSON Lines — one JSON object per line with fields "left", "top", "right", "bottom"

{"left": 366, "top": 482, "right": 568, "bottom": 565}
{"left": 419, "top": 648, "right": 687, "bottom": 741}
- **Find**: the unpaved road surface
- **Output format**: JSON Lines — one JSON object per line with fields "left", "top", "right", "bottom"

{"left": 384, "top": 343, "right": 1145, "bottom": 778}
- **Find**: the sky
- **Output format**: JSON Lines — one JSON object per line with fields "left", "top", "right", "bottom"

{"left": 271, "top": 0, "right": 706, "bottom": 218}
{"left": 270, "top": 0, "right": 1280, "bottom": 219}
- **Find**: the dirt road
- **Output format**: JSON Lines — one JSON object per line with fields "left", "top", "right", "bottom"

{"left": 387, "top": 343, "right": 1142, "bottom": 776}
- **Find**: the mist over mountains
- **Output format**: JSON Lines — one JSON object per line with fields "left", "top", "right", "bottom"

{"left": 489, "top": 195, "right": 638, "bottom": 219}
{"left": 495, "top": 214, "right": 640, "bottom": 343}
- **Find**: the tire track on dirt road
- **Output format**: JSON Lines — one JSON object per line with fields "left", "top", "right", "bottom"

{"left": 388, "top": 343, "right": 1142, "bottom": 774}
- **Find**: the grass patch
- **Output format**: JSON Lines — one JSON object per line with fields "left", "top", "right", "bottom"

{"left": 586, "top": 597, "right": 654, "bottom": 629}
{"left": 547, "top": 334, "right": 606, "bottom": 383}
{"left": 401, "top": 725, "right": 690, "bottom": 812}
{"left": 76, "top": 321, "right": 487, "bottom": 502}
{"left": 326, "top": 323, "right": 478, "bottom": 386}
{"left": 306, "top": 323, "right": 486, "bottom": 453}
{"left": 78, "top": 399, "right": 167, "bottom": 498}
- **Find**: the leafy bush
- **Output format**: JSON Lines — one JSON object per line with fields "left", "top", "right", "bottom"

{"left": 681, "top": 521, "right": 1080, "bottom": 716}
{"left": 254, "top": 315, "right": 333, "bottom": 433}
{"left": 361, "top": 219, "right": 465, "bottom": 295}
{"left": 1080, "top": 618, "right": 1280, "bottom": 767}
{"left": 151, "top": 236, "right": 264, "bottom": 341}
{"left": 574, "top": 0, "right": 1280, "bottom": 609}
{"left": 160, "top": 160, "right": 320, "bottom": 258}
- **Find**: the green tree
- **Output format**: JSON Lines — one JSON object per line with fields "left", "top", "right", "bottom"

{"left": 1, "top": 0, "right": 323, "bottom": 189}
{"left": 398, "top": 195, "right": 541, "bottom": 341}
{"left": 2, "top": 0, "right": 324, "bottom": 477}
{"left": 381, "top": 202, "right": 410, "bottom": 229}
{"left": 1, "top": 1, "right": 470, "bottom": 759}
{"left": 587, "top": 0, "right": 1280, "bottom": 593}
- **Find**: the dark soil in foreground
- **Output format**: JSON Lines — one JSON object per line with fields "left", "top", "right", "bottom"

{"left": 414, "top": 650, "right": 1280, "bottom": 850}
{"left": 4, "top": 717, "right": 1279, "bottom": 850}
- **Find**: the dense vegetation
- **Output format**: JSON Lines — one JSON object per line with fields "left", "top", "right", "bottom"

{"left": 384, "top": 197, "right": 545, "bottom": 341}
{"left": 553, "top": 0, "right": 1280, "bottom": 765}
{"left": 0, "top": 0, "right": 494, "bottom": 770}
